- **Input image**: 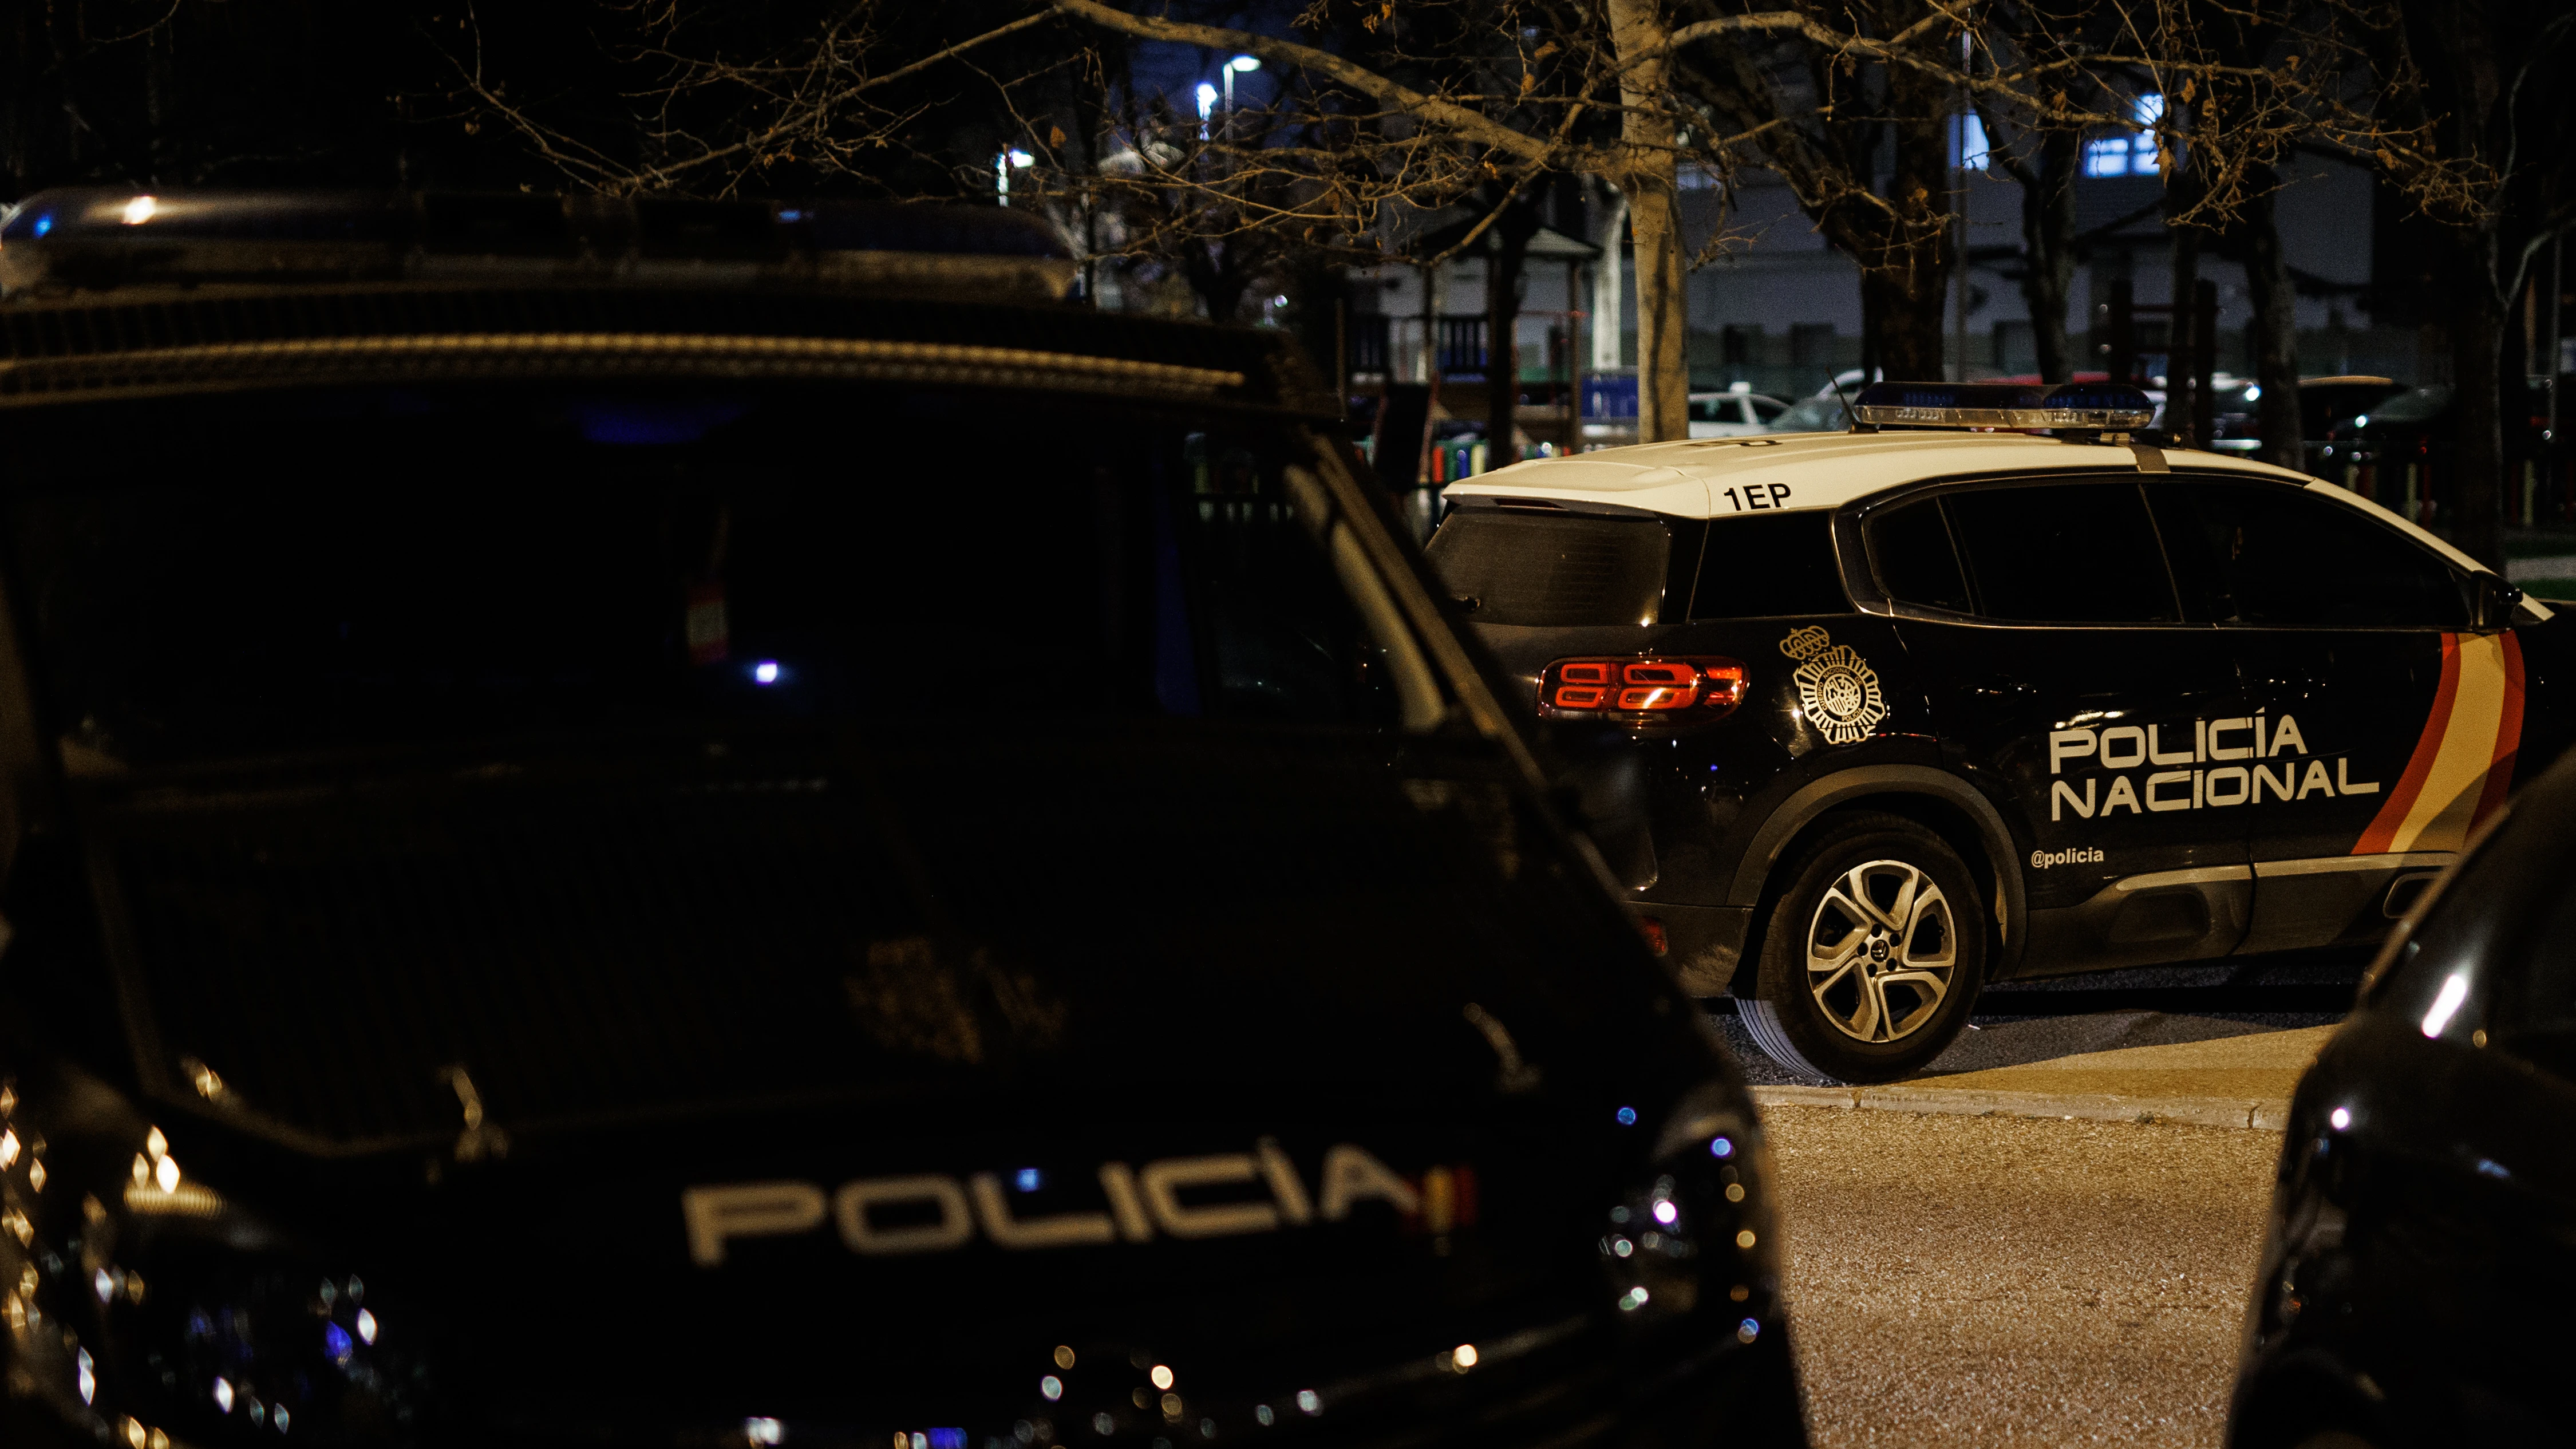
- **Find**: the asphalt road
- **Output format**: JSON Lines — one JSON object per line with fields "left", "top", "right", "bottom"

{"left": 1764, "top": 1107, "right": 2282, "bottom": 1448}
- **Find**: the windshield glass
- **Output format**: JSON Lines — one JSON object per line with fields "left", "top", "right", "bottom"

{"left": 0, "top": 381, "right": 1678, "bottom": 1136}
{"left": 1767, "top": 397, "right": 1848, "bottom": 433}
{"left": 2368, "top": 385, "right": 2451, "bottom": 424}
{"left": 6, "top": 384, "right": 1409, "bottom": 768}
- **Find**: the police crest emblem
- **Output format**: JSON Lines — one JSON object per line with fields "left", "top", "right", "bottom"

{"left": 1780, "top": 625, "right": 1887, "bottom": 745}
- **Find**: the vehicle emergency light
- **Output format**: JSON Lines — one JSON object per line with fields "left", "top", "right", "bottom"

{"left": 1540, "top": 657, "right": 1748, "bottom": 722}
{"left": 1851, "top": 381, "right": 2154, "bottom": 432}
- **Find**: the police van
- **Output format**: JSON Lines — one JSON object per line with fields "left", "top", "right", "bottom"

{"left": 1432, "top": 382, "right": 2567, "bottom": 1084}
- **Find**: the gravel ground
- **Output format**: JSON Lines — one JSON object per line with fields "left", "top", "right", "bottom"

{"left": 1764, "top": 1106, "right": 2282, "bottom": 1447}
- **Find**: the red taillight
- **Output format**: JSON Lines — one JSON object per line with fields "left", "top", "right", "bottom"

{"left": 1538, "top": 656, "right": 1749, "bottom": 723}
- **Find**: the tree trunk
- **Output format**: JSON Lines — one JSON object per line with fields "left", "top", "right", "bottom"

{"left": 1186, "top": 242, "right": 1249, "bottom": 326}
{"left": 1590, "top": 183, "right": 1629, "bottom": 373}
{"left": 1606, "top": 0, "right": 1688, "bottom": 441}
{"left": 2018, "top": 132, "right": 2081, "bottom": 382}
{"left": 1861, "top": 263, "right": 1945, "bottom": 381}
{"left": 2168, "top": 222, "right": 2202, "bottom": 444}
{"left": 2241, "top": 176, "right": 2305, "bottom": 469}
{"left": 1485, "top": 203, "right": 1542, "bottom": 467}
{"left": 2448, "top": 229, "right": 2506, "bottom": 568}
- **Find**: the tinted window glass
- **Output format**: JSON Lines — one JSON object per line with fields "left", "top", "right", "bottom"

{"left": 1693, "top": 512, "right": 1851, "bottom": 618}
{"left": 1945, "top": 483, "right": 2178, "bottom": 623}
{"left": 1864, "top": 498, "right": 1970, "bottom": 612}
{"left": 2148, "top": 481, "right": 2470, "bottom": 627}
{"left": 1427, "top": 511, "right": 1671, "bottom": 626}
{"left": 5, "top": 384, "right": 1402, "bottom": 767}
{"left": 1750, "top": 397, "right": 1787, "bottom": 422}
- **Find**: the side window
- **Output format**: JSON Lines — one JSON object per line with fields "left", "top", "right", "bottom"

{"left": 1943, "top": 482, "right": 2179, "bottom": 623}
{"left": 1692, "top": 512, "right": 1851, "bottom": 618}
{"left": 2148, "top": 481, "right": 2471, "bottom": 628}
{"left": 1864, "top": 498, "right": 1970, "bottom": 613}
{"left": 1688, "top": 397, "right": 1721, "bottom": 423}
{"left": 1750, "top": 397, "right": 1787, "bottom": 423}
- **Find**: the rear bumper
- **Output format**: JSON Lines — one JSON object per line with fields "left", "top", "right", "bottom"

{"left": 1625, "top": 902, "right": 1753, "bottom": 997}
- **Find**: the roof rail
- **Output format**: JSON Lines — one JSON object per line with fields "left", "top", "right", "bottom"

{"left": 0, "top": 189, "right": 1078, "bottom": 301}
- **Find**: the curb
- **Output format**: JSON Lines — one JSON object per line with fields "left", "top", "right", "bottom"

{"left": 1752, "top": 1083, "right": 2293, "bottom": 1131}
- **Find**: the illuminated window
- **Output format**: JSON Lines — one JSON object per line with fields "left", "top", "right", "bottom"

{"left": 2084, "top": 93, "right": 2163, "bottom": 177}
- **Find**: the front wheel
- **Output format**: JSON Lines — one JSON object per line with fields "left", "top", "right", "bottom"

{"left": 1739, "top": 813, "right": 1985, "bottom": 1085}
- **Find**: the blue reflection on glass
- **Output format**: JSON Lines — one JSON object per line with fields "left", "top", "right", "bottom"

{"left": 32, "top": 214, "right": 53, "bottom": 238}
{"left": 1016, "top": 1168, "right": 1042, "bottom": 1193}
{"left": 572, "top": 400, "right": 750, "bottom": 445}
{"left": 1710, "top": 1136, "right": 1734, "bottom": 1158}
{"left": 931, "top": 1429, "right": 968, "bottom": 1449}
{"left": 1614, "top": 1106, "right": 1637, "bottom": 1126}
{"left": 324, "top": 1321, "right": 354, "bottom": 1365}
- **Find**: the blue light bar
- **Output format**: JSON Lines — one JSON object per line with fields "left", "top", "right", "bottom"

{"left": 1853, "top": 381, "right": 2155, "bottom": 431}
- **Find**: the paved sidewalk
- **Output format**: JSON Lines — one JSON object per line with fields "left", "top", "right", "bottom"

{"left": 1751, "top": 1024, "right": 2336, "bottom": 1130}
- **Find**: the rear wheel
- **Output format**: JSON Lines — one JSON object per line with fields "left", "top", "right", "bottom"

{"left": 1739, "top": 813, "right": 1985, "bottom": 1085}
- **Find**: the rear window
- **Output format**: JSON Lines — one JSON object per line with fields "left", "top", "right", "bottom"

{"left": 1692, "top": 512, "right": 1851, "bottom": 618}
{"left": 1427, "top": 510, "right": 1673, "bottom": 626}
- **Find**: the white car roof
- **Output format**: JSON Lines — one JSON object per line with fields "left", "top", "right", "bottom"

{"left": 1441, "top": 430, "right": 2314, "bottom": 518}
{"left": 1439, "top": 427, "right": 2536, "bottom": 609}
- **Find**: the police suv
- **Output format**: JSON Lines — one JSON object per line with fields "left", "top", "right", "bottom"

{"left": 1432, "top": 383, "right": 2567, "bottom": 1084}
{"left": 0, "top": 192, "right": 1804, "bottom": 1447}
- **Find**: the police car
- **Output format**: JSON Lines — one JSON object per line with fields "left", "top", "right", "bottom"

{"left": 1431, "top": 382, "right": 2567, "bottom": 1084}
{"left": 0, "top": 192, "right": 1804, "bottom": 1447}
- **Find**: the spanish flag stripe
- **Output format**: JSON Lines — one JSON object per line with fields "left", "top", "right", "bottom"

{"left": 2473, "top": 630, "right": 2527, "bottom": 827}
{"left": 2354, "top": 633, "right": 2459, "bottom": 856}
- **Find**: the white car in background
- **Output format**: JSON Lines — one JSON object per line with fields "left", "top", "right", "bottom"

{"left": 1688, "top": 386, "right": 1790, "bottom": 437}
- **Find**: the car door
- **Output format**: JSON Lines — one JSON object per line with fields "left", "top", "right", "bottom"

{"left": 2147, "top": 477, "right": 2503, "bottom": 950}
{"left": 1854, "top": 476, "right": 2255, "bottom": 975}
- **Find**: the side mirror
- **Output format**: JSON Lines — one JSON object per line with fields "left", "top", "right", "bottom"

{"left": 2473, "top": 571, "right": 2525, "bottom": 630}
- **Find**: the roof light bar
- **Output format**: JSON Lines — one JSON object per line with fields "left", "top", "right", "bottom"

{"left": 1852, "top": 381, "right": 2155, "bottom": 431}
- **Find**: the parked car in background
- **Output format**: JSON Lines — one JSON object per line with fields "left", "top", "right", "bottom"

{"left": 2206, "top": 375, "right": 2404, "bottom": 455}
{"left": 1432, "top": 381, "right": 2570, "bottom": 1085}
{"left": 2228, "top": 745, "right": 2576, "bottom": 1448}
{"left": 1689, "top": 388, "right": 1790, "bottom": 438}
{"left": 1763, "top": 395, "right": 1851, "bottom": 434}
{"left": 2318, "top": 379, "right": 2563, "bottom": 469}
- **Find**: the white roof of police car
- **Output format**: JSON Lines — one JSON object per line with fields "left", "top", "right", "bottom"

{"left": 1440, "top": 427, "right": 2518, "bottom": 591}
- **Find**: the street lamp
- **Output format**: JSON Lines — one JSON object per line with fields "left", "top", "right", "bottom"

{"left": 994, "top": 147, "right": 1034, "bottom": 202}
{"left": 1223, "top": 54, "right": 1262, "bottom": 113}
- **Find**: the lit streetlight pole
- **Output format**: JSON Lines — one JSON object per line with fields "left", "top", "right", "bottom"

{"left": 993, "top": 148, "right": 1033, "bottom": 203}
{"left": 1222, "top": 53, "right": 1261, "bottom": 113}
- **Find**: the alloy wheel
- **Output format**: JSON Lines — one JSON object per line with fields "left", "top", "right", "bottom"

{"left": 1804, "top": 858, "right": 1957, "bottom": 1043}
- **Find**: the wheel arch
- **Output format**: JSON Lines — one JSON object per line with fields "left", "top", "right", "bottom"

{"left": 1722, "top": 766, "right": 2026, "bottom": 996}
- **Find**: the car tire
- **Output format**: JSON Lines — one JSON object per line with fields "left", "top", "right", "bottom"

{"left": 1739, "top": 812, "right": 1985, "bottom": 1085}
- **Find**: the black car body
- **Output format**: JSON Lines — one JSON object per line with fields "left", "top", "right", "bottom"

{"left": 2206, "top": 376, "right": 2403, "bottom": 455}
{"left": 1431, "top": 386, "right": 2573, "bottom": 1083}
{"left": 0, "top": 190, "right": 1803, "bottom": 1448}
{"left": 2227, "top": 747, "right": 2576, "bottom": 1448}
